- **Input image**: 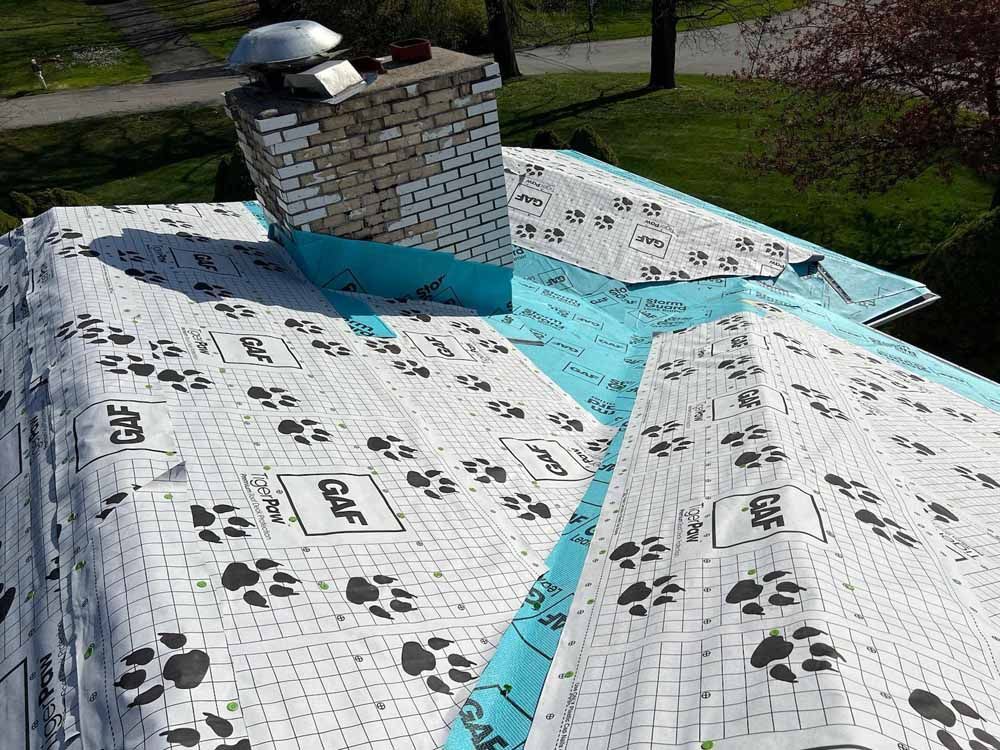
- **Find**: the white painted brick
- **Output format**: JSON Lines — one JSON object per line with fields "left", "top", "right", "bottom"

{"left": 395, "top": 234, "right": 424, "bottom": 247}
{"left": 442, "top": 153, "right": 473, "bottom": 171}
{"left": 397, "top": 178, "right": 429, "bottom": 195}
{"left": 306, "top": 193, "right": 342, "bottom": 209}
{"left": 468, "top": 124, "right": 496, "bottom": 141}
{"left": 459, "top": 161, "right": 491, "bottom": 178}
{"left": 448, "top": 195, "right": 479, "bottom": 213}
{"left": 256, "top": 113, "right": 298, "bottom": 132}
{"left": 287, "top": 201, "right": 306, "bottom": 214}
{"left": 445, "top": 175, "right": 476, "bottom": 192}
{"left": 282, "top": 154, "right": 294, "bottom": 166}
{"left": 467, "top": 100, "right": 496, "bottom": 118}
{"left": 456, "top": 138, "right": 486, "bottom": 157}
{"left": 261, "top": 131, "right": 285, "bottom": 147}
{"left": 437, "top": 229, "right": 469, "bottom": 246}
{"left": 471, "top": 77, "right": 502, "bottom": 95}
{"left": 420, "top": 204, "right": 452, "bottom": 221}
{"left": 400, "top": 192, "right": 415, "bottom": 206}
{"left": 425, "top": 147, "right": 457, "bottom": 165}
{"left": 407, "top": 199, "right": 432, "bottom": 213}
{"left": 387, "top": 215, "right": 419, "bottom": 232}
{"left": 486, "top": 133, "right": 501, "bottom": 147}
{"left": 376, "top": 126, "right": 402, "bottom": 142}
{"left": 422, "top": 124, "right": 454, "bottom": 141}
{"left": 290, "top": 207, "right": 329, "bottom": 224}
{"left": 484, "top": 226, "right": 511, "bottom": 243}
{"left": 484, "top": 109, "right": 499, "bottom": 125}
{"left": 482, "top": 207, "right": 509, "bottom": 224}
{"left": 464, "top": 201, "right": 493, "bottom": 218}
{"left": 284, "top": 186, "right": 321, "bottom": 202}
{"left": 467, "top": 219, "right": 496, "bottom": 238}
{"left": 413, "top": 183, "right": 446, "bottom": 202}
{"left": 450, "top": 216, "right": 481, "bottom": 233}
{"left": 276, "top": 161, "right": 315, "bottom": 179}
{"left": 483, "top": 62, "right": 500, "bottom": 78}
{"left": 427, "top": 169, "right": 460, "bottom": 187}
{"left": 283, "top": 123, "right": 321, "bottom": 140}
{"left": 405, "top": 83, "right": 419, "bottom": 96}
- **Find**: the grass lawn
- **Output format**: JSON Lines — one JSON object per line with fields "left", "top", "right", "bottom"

{"left": 148, "top": 0, "right": 257, "bottom": 60}
{"left": 0, "top": 0, "right": 148, "bottom": 97}
{"left": 517, "top": 0, "right": 803, "bottom": 46}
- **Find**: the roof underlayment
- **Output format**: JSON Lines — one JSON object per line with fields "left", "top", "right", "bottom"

{"left": 0, "top": 151, "right": 998, "bottom": 750}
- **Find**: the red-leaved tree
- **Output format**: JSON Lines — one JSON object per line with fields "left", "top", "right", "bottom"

{"left": 748, "top": 0, "right": 1000, "bottom": 208}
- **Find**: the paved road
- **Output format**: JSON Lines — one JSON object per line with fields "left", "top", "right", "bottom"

{"left": 100, "top": 0, "right": 217, "bottom": 77}
{"left": 0, "top": 22, "right": 754, "bottom": 130}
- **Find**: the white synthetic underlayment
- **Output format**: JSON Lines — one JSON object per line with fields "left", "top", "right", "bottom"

{"left": 0, "top": 203, "right": 612, "bottom": 749}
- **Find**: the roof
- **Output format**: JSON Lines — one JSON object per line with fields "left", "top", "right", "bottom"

{"left": 0, "top": 151, "right": 997, "bottom": 750}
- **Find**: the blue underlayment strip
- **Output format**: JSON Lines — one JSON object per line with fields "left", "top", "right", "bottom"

{"left": 324, "top": 291, "right": 396, "bottom": 338}
{"left": 243, "top": 200, "right": 270, "bottom": 229}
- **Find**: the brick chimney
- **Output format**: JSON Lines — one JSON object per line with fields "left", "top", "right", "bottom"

{"left": 225, "top": 48, "right": 513, "bottom": 266}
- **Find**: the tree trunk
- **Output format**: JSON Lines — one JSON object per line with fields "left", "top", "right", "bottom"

{"left": 649, "top": 0, "right": 678, "bottom": 90}
{"left": 485, "top": 0, "right": 521, "bottom": 79}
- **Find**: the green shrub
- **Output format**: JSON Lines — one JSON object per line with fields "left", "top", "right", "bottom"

{"left": 569, "top": 125, "right": 618, "bottom": 165}
{"left": 531, "top": 129, "right": 569, "bottom": 149}
{"left": 214, "top": 146, "right": 256, "bottom": 203}
{"left": 9, "top": 187, "right": 92, "bottom": 218}
{"left": 890, "top": 208, "right": 1000, "bottom": 378}
{"left": 0, "top": 209, "right": 19, "bottom": 234}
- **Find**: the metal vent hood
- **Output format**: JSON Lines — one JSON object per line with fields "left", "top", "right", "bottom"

{"left": 228, "top": 20, "right": 343, "bottom": 72}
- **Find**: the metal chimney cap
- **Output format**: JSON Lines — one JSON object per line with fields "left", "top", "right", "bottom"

{"left": 228, "top": 20, "right": 343, "bottom": 69}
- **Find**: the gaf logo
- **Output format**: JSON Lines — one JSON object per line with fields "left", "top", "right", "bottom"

{"left": 170, "top": 249, "right": 241, "bottom": 276}
{"left": 404, "top": 332, "right": 475, "bottom": 361}
{"left": 509, "top": 183, "right": 553, "bottom": 218}
{"left": 710, "top": 332, "right": 769, "bottom": 355}
{"left": 628, "top": 222, "right": 674, "bottom": 259}
{"left": 208, "top": 331, "right": 301, "bottom": 368}
{"left": 712, "top": 484, "right": 826, "bottom": 548}
{"left": 501, "top": 438, "right": 594, "bottom": 483}
{"left": 73, "top": 398, "right": 175, "bottom": 471}
{"left": 276, "top": 472, "right": 405, "bottom": 537}
{"left": 712, "top": 384, "right": 788, "bottom": 420}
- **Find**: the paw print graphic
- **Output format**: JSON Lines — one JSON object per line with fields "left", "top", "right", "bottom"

{"left": 285, "top": 318, "right": 324, "bottom": 334}
{"left": 157, "top": 368, "right": 212, "bottom": 392}
{"left": 639, "top": 265, "right": 663, "bottom": 281}
{"left": 215, "top": 303, "right": 255, "bottom": 320}
{"left": 42, "top": 228, "right": 84, "bottom": 245}
{"left": 720, "top": 425, "right": 769, "bottom": 448}
{"left": 750, "top": 625, "right": 844, "bottom": 684}
{"left": 278, "top": 418, "right": 331, "bottom": 445}
{"left": 159, "top": 713, "right": 245, "bottom": 749}
{"left": 848, "top": 377, "right": 885, "bottom": 402}
{"left": 254, "top": 259, "right": 285, "bottom": 272}
{"left": 641, "top": 421, "right": 681, "bottom": 440}
{"left": 763, "top": 241, "right": 785, "bottom": 257}
{"left": 687, "top": 250, "right": 709, "bottom": 267}
{"left": 455, "top": 373, "right": 491, "bottom": 392}
{"left": 401, "top": 638, "right": 476, "bottom": 696}
{"left": 824, "top": 473, "right": 881, "bottom": 503}
{"left": 406, "top": 469, "right": 458, "bottom": 499}
{"left": 346, "top": 575, "right": 417, "bottom": 620}
{"left": 525, "top": 162, "right": 544, "bottom": 177}
{"left": 657, "top": 359, "right": 696, "bottom": 380}
{"left": 733, "top": 236, "right": 756, "bottom": 253}
{"left": 247, "top": 386, "right": 298, "bottom": 410}
{"left": 773, "top": 331, "right": 816, "bottom": 358}
{"left": 501, "top": 493, "right": 552, "bottom": 521}
{"left": 222, "top": 559, "right": 301, "bottom": 608}
{"left": 56, "top": 314, "right": 136, "bottom": 346}
{"left": 542, "top": 227, "right": 565, "bottom": 244}
{"left": 716, "top": 315, "right": 750, "bottom": 332}
{"left": 618, "top": 575, "right": 684, "bottom": 617}
{"left": 149, "top": 339, "right": 184, "bottom": 359}
{"left": 312, "top": 339, "right": 352, "bottom": 357}
{"left": 725, "top": 569, "right": 805, "bottom": 616}
{"left": 461, "top": 458, "right": 507, "bottom": 484}
{"left": 107, "top": 206, "right": 138, "bottom": 215}
{"left": 178, "top": 231, "right": 212, "bottom": 243}
{"left": 717, "top": 256, "right": 739, "bottom": 272}
{"left": 942, "top": 406, "right": 977, "bottom": 423}
{"left": 855, "top": 509, "right": 919, "bottom": 547}
{"left": 212, "top": 206, "right": 241, "bottom": 217}
{"left": 124, "top": 267, "right": 165, "bottom": 283}
{"left": 641, "top": 202, "right": 662, "bottom": 217}
{"left": 98, "top": 354, "right": 155, "bottom": 377}
{"left": 564, "top": 208, "right": 586, "bottom": 224}
{"left": 667, "top": 269, "right": 691, "bottom": 280}
{"left": 232, "top": 243, "right": 266, "bottom": 257}
{"left": 160, "top": 217, "right": 193, "bottom": 230}
{"left": 593, "top": 214, "right": 615, "bottom": 230}
{"left": 587, "top": 436, "right": 612, "bottom": 453}
{"left": 514, "top": 223, "right": 537, "bottom": 240}
{"left": 909, "top": 688, "right": 1000, "bottom": 750}
{"left": 646, "top": 434, "right": 693, "bottom": 457}
{"left": 918, "top": 495, "right": 958, "bottom": 524}
{"left": 953, "top": 466, "right": 1000, "bottom": 490}
{"left": 117, "top": 248, "right": 146, "bottom": 263}
{"left": 547, "top": 411, "right": 583, "bottom": 432}
{"left": 95, "top": 490, "right": 130, "bottom": 521}
{"left": 192, "top": 282, "right": 232, "bottom": 299}
{"left": 450, "top": 321, "right": 481, "bottom": 335}
{"left": 791, "top": 384, "right": 849, "bottom": 420}
{"left": 734, "top": 444, "right": 787, "bottom": 469}
{"left": 191, "top": 503, "right": 254, "bottom": 543}
{"left": 718, "top": 356, "right": 765, "bottom": 381}
{"left": 392, "top": 359, "right": 430, "bottom": 378}
{"left": 400, "top": 309, "right": 431, "bottom": 323}
{"left": 890, "top": 435, "right": 935, "bottom": 456}
{"left": 55, "top": 244, "right": 98, "bottom": 259}
{"left": 487, "top": 401, "right": 525, "bottom": 419}
{"left": 115, "top": 632, "right": 210, "bottom": 709}
{"left": 366, "top": 435, "right": 418, "bottom": 461}
{"left": 612, "top": 197, "right": 633, "bottom": 212}
{"left": 897, "top": 396, "right": 932, "bottom": 414}
{"left": 365, "top": 339, "right": 402, "bottom": 355}
{"left": 610, "top": 536, "right": 668, "bottom": 569}
{"left": 477, "top": 338, "right": 510, "bottom": 355}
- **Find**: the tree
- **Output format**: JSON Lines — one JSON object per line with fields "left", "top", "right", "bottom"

{"left": 748, "top": 0, "right": 1000, "bottom": 208}
{"left": 649, "top": 0, "right": 780, "bottom": 90}
{"left": 485, "top": 0, "right": 521, "bottom": 79}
